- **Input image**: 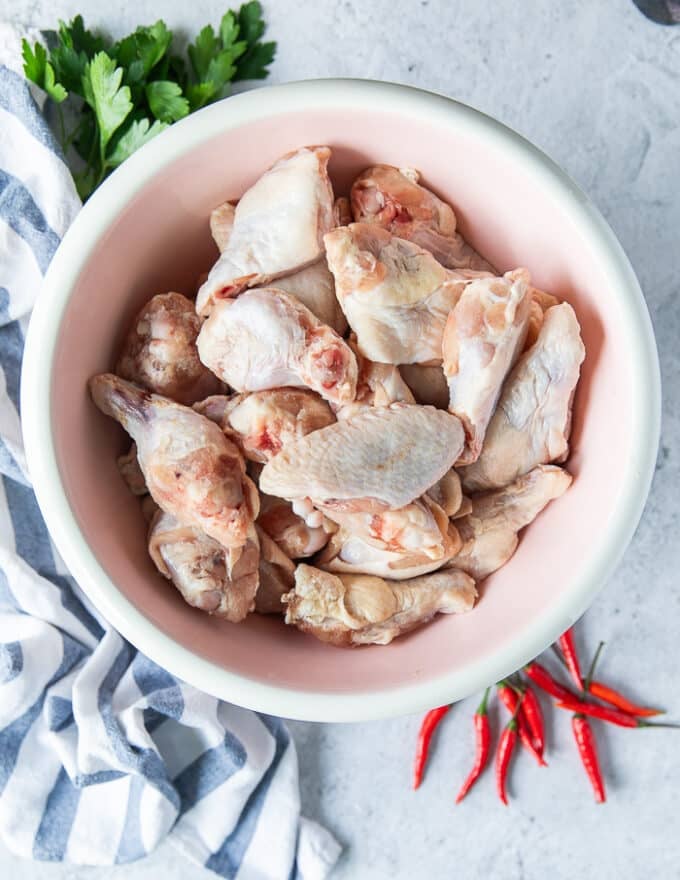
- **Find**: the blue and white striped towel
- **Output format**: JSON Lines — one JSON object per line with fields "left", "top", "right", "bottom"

{"left": 0, "top": 23, "right": 340, "bottom": 879}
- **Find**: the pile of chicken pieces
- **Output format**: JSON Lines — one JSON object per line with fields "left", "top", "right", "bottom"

{"left": 91, "top": 145, "right": 585, "bottom": 648}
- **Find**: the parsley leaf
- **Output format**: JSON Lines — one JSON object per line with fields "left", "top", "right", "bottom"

{"left": 188, "top": 25, "right": 221, "bottom": 82}
{"left": 107, "top": 117, "right": 167, "bottom": 167}
{"left": 238, "top": 1, "right": 266, "bottom": 44}
{"left": 146, "top": 80, "right": 189, "bottom": 123}
{"left": 235, "top": 40, "right": 276, "bottom": 81}
{"left": 82, "top": 52, "right": 133, "bottom": 159}
{"left": 21, "top": 6, "right": 276, "bottom": 200}
{"left": 21, "top": 40, "right": 47, "bottom": 84}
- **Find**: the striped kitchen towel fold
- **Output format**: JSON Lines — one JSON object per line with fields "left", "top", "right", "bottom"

{"left": 0, "top": 23, "right": 339, "bottom": 880}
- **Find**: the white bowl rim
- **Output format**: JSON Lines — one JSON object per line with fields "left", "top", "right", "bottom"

{"left": 21, "top": 78, "right": 661, "bottom": 722}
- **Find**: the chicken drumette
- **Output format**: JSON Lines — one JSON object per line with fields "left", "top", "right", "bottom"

{"left": 284, "top": 564, "right": 476, "bottom": 646}
{"left": 197, "top": 288, "right": 358, "bottom": 407}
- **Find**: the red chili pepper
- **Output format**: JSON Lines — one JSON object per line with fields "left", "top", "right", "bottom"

{"left": 520, "top": 684, "right": 546, "bottom": 757}
{"left": 558, "top": 627, "right": 583, "bottom": 690}
{"left": 497, "top": 683, "right": 547, "bottom": 766}
{"left": 572, "top": 714, "right": 606, "bottom": 803}
{"left": 554, "top": 697, "right": 679, "bottom": 729}
{"left": 588, "top": 681, "right": 662, "bottom": 718}
{"left": 413, "top": 705, "right": 450, "bottom": 789}
{"left": 525, "top": 661, "right": 576, "bottom": 702}
{"left": 496, "top": 717, "right": 518, "bottom": 805}
{"left": 455, "top": 688, "right": 491, "bottom": 804}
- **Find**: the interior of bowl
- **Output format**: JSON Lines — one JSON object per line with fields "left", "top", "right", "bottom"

{"left": 50, "top": 94, "right": 637, "bottom": 702}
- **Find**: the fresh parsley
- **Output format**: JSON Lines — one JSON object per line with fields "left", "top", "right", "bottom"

{"left": 22, "top": 4, "right": 276, "bottom": 200}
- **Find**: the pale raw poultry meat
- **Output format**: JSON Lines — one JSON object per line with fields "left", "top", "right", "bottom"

{"left": 460, "top": 303, "right": 585, "bottom": 492}
{"left": 148, "top": 510, "right": 260, "bottom": 621}
{"left": 116, "top": 292, "right": 221, "bottom": 405}
{"left": 254, "top": 526, "right": 295, "bottom": 614}
{"left": 90, "top": 374, "right": 259, "bottom": 551}
{"left": 117, "top": 443, "right": 147, "bottom": 495}
{"left": 196, "top": 288, "right": 358, "bottom": 406}
{"left": 194, "top": 388, "right": 335, "bottom": 462}
{"left": 257, "top": 493, "right": 336, "bottom": 558}
{"left": 425, "top": 469, "right": 463, "bottom": 517}
{"left": 317, "top": 503, "right": 461, "bottom": 580}
{"left": 325, "top": 222, "right": 469, "bottom": 364}
{"left": 259, "top": 403, "right": 465, "bottom": 512}
{"left": 322, "top": 496, "right": 451, "bottom": 561}
{"left": 399, "top": 363, "right": 450, "bottom": 409}
{"left": 350, "top": 164, "right": 494, "bottom": 272}
{"left": 525, "top": 287, "right": 561, "bottom": 350}
{"left": 267, "top": 259, "right": 348, "bottom": 335}
{"left": 451, "top": 465, "right": 572, "bottom": 580}
{"left": 209, "top": 200, "right": 236, "bottom": 253}
{"left": 196, "top": 146, "right": 335, "bottom": 315}
{"left": 337, "top": 337, "right": 415, "bottom": 419}
{"left": 443, "top": 268, "right": 533, "bottom": 464}
{"left": 284, "top": 564, "right": 476, "bottom": 646}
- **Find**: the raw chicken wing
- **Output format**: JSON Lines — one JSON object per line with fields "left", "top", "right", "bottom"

{"left": 460, "top": 303, "right": 585, "bottom": 492}
{"left": 210, "top": 200, "right": 236, "bottom": 253}
{"left": 259, "top": 403, "right": 465, "bottom": 512}
{"left": 284, "top": 564, "right": 476, "bottom": 646}
{"left": 350, "top": 164, "right": 494, "bottom": 271}
{"left": 148, "top": 510, "right": 259, "bottom": 621}
{"left": 451, "top": 465, "right": 572, "bottom": 579}
{"left": 325, "top": 223, "right": 486, "bottom": 363}
{"left": 525, "top": 287, "right": 561, "bottom": 350}
{"left": 426, "top": 469, "right": 463, "bottom": 517}
{"left": 196, "top": 146, "right": 335, "bottom": 314}
{"left": 258, "top": 494, "right": 335, "bottom": 558}
{"left": 197, "top": 288, "right": 358, "bottom": 406}
{"left": 90, "top": 374, "right": 259, "bottom": 550}
{"left": 443, "top": 269, "right": 532, "bottom": 464}
{"left": 117, "top": 292, "right": 221, "bottom": 405}
{"left": 195, "top": 388, "right": 335, "bottom": 462}
{"left": 268, "top": 259, "right": 347, "bottom": 334}
{"left": 337, "top": 337, "right": 415, "bottom": 418}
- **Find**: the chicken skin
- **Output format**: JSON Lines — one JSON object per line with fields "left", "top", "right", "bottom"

{"left": 148, "top": 510, "right": 259, "bottom": 621}
{"left": 257, "top": 494, "right": 335, "bottom": 558}
{"left": 443, "top": 269, "right": 533, "bottom": 464}
{"left": 350, "top": 164, "right": 494, "bottom": 272}
{"left": 268, "top": 259, "right": 347, "bottom": 335}
{"left": 196, "top": 288, "right": 358, "bottom": 407}
{"left": 451, "top": 465, "right": 572, "bottom": 579}
{"left": 426, "top": 468, "right": 463, "bottom": 517}
{"left": 196, "top": 146, "right": 335, "bottom": 315}
{"left": 324, "top": 223, "right": 485, "bottom": 364}
{"left": 322, "top": 496, "right": 450, "bottom": 561}
{"left": 259, "top": 403, "right": 465, "bottom": 512}
{"left": 460, "top": 303, "right": 585, "bottom": 492}
{"left": 195, "top": 388, "right": 335, "bottom": 463}
{"left": 337, "top": 338, "right": 415, "bottom": 418}
{"left": 116, "top": 292, "right": 221, "bottom": 405}
{"left": 209, "top": 200, "right": 236, "bottom": 253}
{"left": 284, "top": 564, "right": 476, "bottom": 646}
{"left": 90, "top": 374, "right": 259, "bottom": 551}
{"left": 524, "top": 287, "right": 561, "bottom": 350}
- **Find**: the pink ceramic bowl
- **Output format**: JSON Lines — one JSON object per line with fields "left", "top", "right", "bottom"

{"left": 22, "top": 80, "right": 660, "bottom": 722}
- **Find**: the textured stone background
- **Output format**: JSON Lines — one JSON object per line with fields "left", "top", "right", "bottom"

{"left": 1, "top": 0, "right": 679, "bottom": 877}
